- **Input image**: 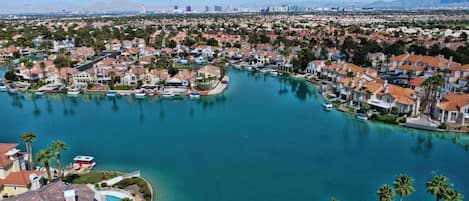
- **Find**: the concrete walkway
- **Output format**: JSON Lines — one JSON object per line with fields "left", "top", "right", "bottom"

{"left": 208, "top": 76, "right": 229, "bottom": 95}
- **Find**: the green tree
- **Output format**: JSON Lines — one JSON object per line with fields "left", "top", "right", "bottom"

{"left": 377, "top": 184, "right": 395, "bottom": 201}
{"left": 207, "top": 38, "right": 219, "bottom": 46}
{"left": 426, "top": 175, "right": 450, "bottom": 201}
{"left": 35, "top": 149, "right": 54, "bottom": 183}
{"left": 393, "top": 174, "right": 415, "bottom": 201}
{"left": 444, "top": 188, "right": 463, "bottom": 201}
{"left": 168, "top": 67, "right": 178, "bottom": 77}
{"left": 50, "top": 140, "right": 69, "bottom": 180}
{"left": 20, "top": 131, "right": 37, "bottom": 170}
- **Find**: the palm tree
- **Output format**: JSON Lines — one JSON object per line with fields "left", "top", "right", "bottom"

{"left": 107, "top": 71, "right": 116, "bottom": 89}
{"left": 377, "top": 184, "right": 395, "bottom": 201}
{"left": 35, "top": 149, "right": 54, "bottom": 183}
{"left": 25, "top": 60, "right": 33, "bottom": 83}
{"left": 426, "top": 175, "right": 450, "bottom": 201}
{"left": 50, "top": 140, "right": 69, "bottom": 180}
{"left": 421, "top": 75, "right": 444, "bottom": 114}
{"left": 443, "top": 188, "right": 463, "bottom": 201}
{"left": 393, "top": 174, "right": 415, "bottom": 201}
{"left": 40, "top": 62, "right": 46, "bottom": 81}
{"left": 20, "top": 131, "right": 37, "bottom": 170}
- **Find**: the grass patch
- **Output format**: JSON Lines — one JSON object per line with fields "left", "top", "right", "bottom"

{"left": 114, "top": 177, "right": 152, "bottom": 201}
{"left": 64, "top": 171, "right": 120, "bottom": 184}
{"left": 371, "top": 114, "right": 399, "bottom": 124}
{"left": 113, "top": 85, "right": 133, "bottom": 90}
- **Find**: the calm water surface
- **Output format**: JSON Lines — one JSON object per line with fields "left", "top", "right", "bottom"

{"left": 0, "top": 70, "right": 468, "bottom": 201}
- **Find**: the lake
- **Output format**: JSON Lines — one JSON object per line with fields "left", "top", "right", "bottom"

{"left": 0, "top": 69, "right": 468, "bottom": 201}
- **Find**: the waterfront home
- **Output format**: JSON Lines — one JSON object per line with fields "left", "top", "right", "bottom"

{"left": 0, "top": 143, "right": 44, "bottom": 198}
{"left": 435, "top": 93, "right": 469, "bottom": 126}
{"left": 149, "top": 69, "right": 169, "bottom": 85}
{"left": 306, "top": 60, "right": 326, "bottom": 75}
{"left": 324, "top": 61, "right": 378, "bottom": 82}
{"left": 338, "top": 77, "right": 419, "bottom": 115}
{"left": 72, "top": 71, "right": 93, "bottom": 88}
{"left": 122, "top": 67, "right": 145, "bottom": 86}
{"left": 390, "top": 53, "right": 460, "bottom": 72}
{"left": 409, "top": 77, "right": 427, "bottom": 95}
{"left": 197, "top": 65, "right": 221, "bottom": 80}
{"left": 5, "top": 181, "right": 98, "bottom": 201}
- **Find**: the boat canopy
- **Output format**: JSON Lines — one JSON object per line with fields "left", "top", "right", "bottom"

{"left": 73, "top": 156, "right": 94, "bottom": 162}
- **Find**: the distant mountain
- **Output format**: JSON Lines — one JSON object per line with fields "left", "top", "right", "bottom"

{"left": 366, "top": 0, "right": 469, "bottom": 8}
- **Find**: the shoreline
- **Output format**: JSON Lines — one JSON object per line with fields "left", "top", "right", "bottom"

{"left": 286, "top": 72, "right": 469, "bottom": 134}
{"left": 1, "top": 76, "right": 229, "bottom": 98}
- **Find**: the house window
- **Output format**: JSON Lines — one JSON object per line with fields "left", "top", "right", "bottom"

{"left": 465, "top": 107, "right": 469, "bottom": 114}
{"left": 451, "top": 112, "right": 457, "bottom": 121}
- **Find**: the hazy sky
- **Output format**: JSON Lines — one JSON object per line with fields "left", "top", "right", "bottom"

{"left": 0, "top": 0, "right": 382, "bottom": 13}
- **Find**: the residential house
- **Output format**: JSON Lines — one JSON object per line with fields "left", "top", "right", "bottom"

{"left": 53, "top": 38, "right": 75, "bottom": 52}
{"left": 435, "top": 93, "right": 469, "bottom": 126}
{"left": 0, "top": 143, "right": 44, "bottom": 198}
{"left": 5, "top": 181, "right": 100, "bottom": 201}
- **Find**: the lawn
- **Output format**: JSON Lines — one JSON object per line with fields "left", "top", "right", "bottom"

{"left": 64, "top": 171, "right": 121, "bottom": 184}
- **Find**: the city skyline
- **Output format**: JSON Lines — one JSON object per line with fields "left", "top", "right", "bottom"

{"left": 2, "top": 0, "right": 469, "bottom": 14}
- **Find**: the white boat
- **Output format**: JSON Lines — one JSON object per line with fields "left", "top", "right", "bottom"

{"left": 356, "top": 113, "right": 369, "bottom": 120}
{"left": 245, "top": 66, "right": 253, "bottom": 71}
{"left": 67, "top": 90, "right": 80, "bottom": 96}
{"left": 322, "top": 100, "right": 333, "bottom": 109}
{"left": 162, "top": 91, "right": 175, "bottom": 98}
{"left": 135, "top": 91, "right": 146, "bottom": 98}
{"left": 106, "top": 90, "right": 117, "bottom": 97}
{"left": 271, "top": 71, "right": 279, "bottom": 76}
{"left": 259, "top": 68, "right": 270, "bottom": 74}
{"left": 232, "top": 64, "right": 242, "bottom": 70}
{"left": 35, "top": 91, "right": 45, "bottom": 95}
{"left": 72, "top": 156, "right": 96, "bottom": 170}
{"left": 0, "top": 82, "right": 6, "bottom": 92}
{"left": 189, "top": 92, "right": 201, "bottom": 98}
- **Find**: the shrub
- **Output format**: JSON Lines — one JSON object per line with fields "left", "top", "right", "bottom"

{"left": 100, "top": 182, "right": 108, "bottom": 187}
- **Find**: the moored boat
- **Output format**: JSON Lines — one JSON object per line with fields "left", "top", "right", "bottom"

{"left": 356, "top": 113, "right": 369, "bottom": 120}
{"left": 34, "top": 91, "right": 45, "bottom": 95}
{"left": 67, "top": 89, "right": 81, "bottom": 96}
{"left": 0, "top": 82, "right": 6, "bottom": 92}
{"left": 162, "top": 91, "right": 175, "bottom": 98}
{"left": 135, "top": 91, "right": 146, "bottom": 98}
{"left": 106, "top": 90, "right": 117, "bottom": 97}
{"left": 72, "top": 156, "right": 96, "bottom": 170}
{"left": 322, "top": 100, "right": 333, "bottom": 109}
{"left": 189, "top": 92, "right": 201, "bottom": 98}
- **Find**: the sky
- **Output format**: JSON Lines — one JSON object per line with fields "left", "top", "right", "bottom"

{"left": 0, "top": 0, "right": 385, "bottom": 13}
{"left": 0, "top": 0, "right": 467, "bottom": 13}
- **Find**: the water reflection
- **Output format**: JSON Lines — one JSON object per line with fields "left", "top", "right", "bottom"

{"left": 1, "top": 71, "right": 468, "bottom": 152}
{"left": 411, "top": 133, "right": 434, "bottom": 159}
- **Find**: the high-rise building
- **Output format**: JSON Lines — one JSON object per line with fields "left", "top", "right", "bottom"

{"left": 186, "top": 6, "right": 192, "bottom": 12}
{"left": 214, "top": 5, "right": 222, "bottom": 12}
{"left": 174, "top": 5, "right": 178, "bottom": 10}
{"left": 205, "top": 5, "right": 210, "bottom": 12}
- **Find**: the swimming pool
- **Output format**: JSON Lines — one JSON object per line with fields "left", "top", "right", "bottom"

{"left": 105, "top": 195, "right": 122, "bottom": 201}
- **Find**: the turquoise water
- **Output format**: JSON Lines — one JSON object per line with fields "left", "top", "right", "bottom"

{"left": 0, "top": 70, "right": 469, "bottom": 201}
{"left": 105, "top": 195, "right": 122, "bottom": 201}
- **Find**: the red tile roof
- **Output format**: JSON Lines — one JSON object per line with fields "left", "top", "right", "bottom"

{"left": 0, "top": 171, "right": 43, "bottom": 187}
{"left": 0, "top": 144, "right": 19, "bottom": 168}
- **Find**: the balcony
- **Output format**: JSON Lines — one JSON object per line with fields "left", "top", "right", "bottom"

{"left": 367, "top": 99, "right": 392, "bottom": 109}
